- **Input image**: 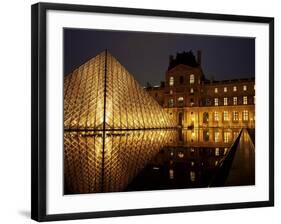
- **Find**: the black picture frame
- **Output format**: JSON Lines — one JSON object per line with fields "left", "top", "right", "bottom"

{"left": 31, "top": 2, "right": 274, "bottom": 222}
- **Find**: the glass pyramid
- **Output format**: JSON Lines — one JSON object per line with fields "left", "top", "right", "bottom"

{"left": 64, "top": 51, "right": 177, "bottom": 194}
{"left": 64, "top": 51, "right": 176, "bottom": 130}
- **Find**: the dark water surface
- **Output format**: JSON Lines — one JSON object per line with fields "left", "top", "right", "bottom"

{"left": 126, "top": 128, "right": 255, "bottom": 191}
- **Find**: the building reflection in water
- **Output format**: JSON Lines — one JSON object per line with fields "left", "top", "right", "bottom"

{"left": 64, "top": 128, "right": 254, "bottom": 194}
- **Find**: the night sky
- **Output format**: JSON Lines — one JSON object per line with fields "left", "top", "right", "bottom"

{"left": 64, "top": 28, "right": 255, "bottom": 86}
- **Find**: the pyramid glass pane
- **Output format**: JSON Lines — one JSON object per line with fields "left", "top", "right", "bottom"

{"left": 64, "top": 52, "right": 106, "bottom": 130}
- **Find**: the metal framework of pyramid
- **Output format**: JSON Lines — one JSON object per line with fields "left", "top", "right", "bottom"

{"left": 64, "top": 51, "right": 176, "bottom": 130}
{"left": 64, "top": 51, "right": 177, "bottom": 194}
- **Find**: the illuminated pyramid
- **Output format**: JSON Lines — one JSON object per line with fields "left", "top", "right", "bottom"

{"left": 64, "top": 51, "right": 176, "bottom": 130}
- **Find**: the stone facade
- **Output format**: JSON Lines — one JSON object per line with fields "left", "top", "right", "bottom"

{"left": 145, "top": 51, "right": 255, "bottom": 128}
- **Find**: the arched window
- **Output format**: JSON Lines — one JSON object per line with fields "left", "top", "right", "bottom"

{"left": 190, "top": 74, "right": 195, "bottom": 84}
{"left": 169, "top": 76, "right": 174, "bottom": 86}
{"left": 178, "top": 97, "right": 184, "bottom": 107}
{"left": 178, "top": 96, "right": 184, "bottom": 102}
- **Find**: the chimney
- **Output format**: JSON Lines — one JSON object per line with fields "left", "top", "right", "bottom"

{"left": 168, "top": 55, "right": 174, "bottom": 69}
{"left": 197, "top": 50, "right": 202, "bottom": 65}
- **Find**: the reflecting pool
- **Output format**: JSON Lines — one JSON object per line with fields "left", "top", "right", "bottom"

{"left": 64, "top": 128, "right": 255, "bottom": 194}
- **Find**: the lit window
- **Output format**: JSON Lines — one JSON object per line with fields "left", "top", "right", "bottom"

{"left": 224, "top": 148, "right": 228, "bottom": 155}
{"left": 223, "top": 111, "right": 229, "bottom": 121}
{"left": 190, "top": 74, "right": 195, "bottom": 84}
{"left": 178, "top": 97, "right": 184, "bottom": 102}
{"left": 203, "top": 130, "right": 209, "bottom": 141}
{"left": 215, "top": 148, "right": 220, "bottom": 156}
{"left": 214, "top": 112, "right": 219, "bottom": 121}
{"left": 224, "top": 97, "right": 228, "bottom": 106}
{"left": 169, "top": 169, "right": 174, "bottom": 179}
{"left": 233, "top": 131, "right": 239, "bottom": 139}
{"left": 243, "top": 110, "right": 249, "bottom": 121}
{"left": 243, "top": 96, "right": 248, "bottom": 105}
{"left": 224, "top": 87, "right": 227, "bottom": 92}
{"left": 178, "top": 152, "right": 184, "bottom": 158}
{"left": 168, "top": 98, "right": 174, "bottom": 107}
{"left": 233, "top": 86, "right": 237, "bottom": 92}
{"left": 190, "top": 98, "right": 194, "bottom": 107}
{"left": 169, "top": 90, "right": 173, "bottom": 95}
{"left": 224, "top": 132, "right": 230, "bottom": 143}
{"left": 214, "top": 131, "right": 219, "bottom": 143}
{"left": 233, "top": 97, "right": 237, "bottom": 105}
{"left": 190, "top": 171, "right": 196, "bottom": 182}
{"left": 178, "top": 97, "right": 184, "bottom": 106}
{"left": 190, "top": 88, "right": 194, "bottom": 93}
{"left": 169, "top": 76, "right": 174, "bottom": 86}
{"left": 214, "top": 88, "right": 218, "bottom": 93}
{"left": 214, "top": 98, "right": 219, "bottom": 106}
{"left": 243, "top": 85, "right": 247, "bottom": 91}
{"left": 233, "top": 111, "right": 239, "bottom": 121}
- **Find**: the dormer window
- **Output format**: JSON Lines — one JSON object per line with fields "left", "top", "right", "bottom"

{"left": 190, "top": 74, "right": 195, "bottom": 84}
{"left": 169, "top": 76, "right": 174, "bottom": 86}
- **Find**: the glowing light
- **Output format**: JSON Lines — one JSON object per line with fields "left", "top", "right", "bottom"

{"left": 190, "top": 171, "right": 196, "bottom": 182}
{"left": 169, "top": 169, "right": 174, "bottom": 179}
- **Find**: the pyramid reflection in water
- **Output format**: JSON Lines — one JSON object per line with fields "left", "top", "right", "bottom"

{"left": 64, "top": 51, "right": 177, "bottom": 194}
{"left": 64, "top": 130, "right": 177, "bottom": 194}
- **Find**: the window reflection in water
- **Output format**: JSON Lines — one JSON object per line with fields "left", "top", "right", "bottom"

{"left": 190, "top": 171, "right": 196, "bottom": 182}
{"left": 127, "top": 128, "right": 247, "bottom": 192}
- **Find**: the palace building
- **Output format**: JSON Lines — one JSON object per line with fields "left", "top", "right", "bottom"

{"left": 145, "top": 51, "right": 255, "bottom": 128}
